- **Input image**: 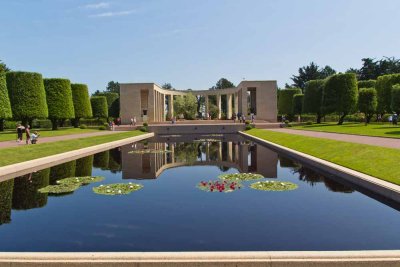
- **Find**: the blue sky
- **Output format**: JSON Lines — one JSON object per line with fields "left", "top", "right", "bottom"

{"left": 1, "top": 0, "right": 399, "bottom": 92}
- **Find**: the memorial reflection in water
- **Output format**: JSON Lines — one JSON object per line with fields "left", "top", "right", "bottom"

{"left": 121, "top": 135, "right": 278, "bottom": 180}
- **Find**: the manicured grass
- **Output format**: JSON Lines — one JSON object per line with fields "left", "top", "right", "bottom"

{"left": 292, "top": 122, "right": 400, "bottom": 138}
{"left": 246, "top": 128, "right": 400, "bottom": 185}
{"left": 0, "top": 130, "right": 145, "bottom": 167}
{"left": 0, "top": 128, "right": 100, "bottom": 142}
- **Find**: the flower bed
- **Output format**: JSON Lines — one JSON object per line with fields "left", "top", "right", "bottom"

{"left": 250, "top": 181, "right": 298, "bottom": 191}
{"left": 218, "top": 173, "right": 264, "bottom": 181}
{"left": 197, "top": 180, "right": 242, "bottom": 193}
{"left": 93, "top": 182, "right": 143, "bottom": 195}
{"left": 38, "top": 183, "right": 81, "bottom": 194}
{"left": 57, "top": 176, "right": 104, "bottom": 186}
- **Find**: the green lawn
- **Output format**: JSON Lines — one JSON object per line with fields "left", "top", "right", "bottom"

{"left": 0, "top": 130, "right": 146, "bottom": 167}
{"left": 0, "top": 128, "right": 100, "bottom": 142}
{"left": 246, "top": 128, "right": 400, "bottom": 185}
{"left": 292, "top": 122, "right": 400, "bottom": 138}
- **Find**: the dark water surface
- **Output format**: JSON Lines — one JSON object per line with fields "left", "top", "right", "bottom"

{"left": 0, "top": 134, "right": 399, "bottom": 252}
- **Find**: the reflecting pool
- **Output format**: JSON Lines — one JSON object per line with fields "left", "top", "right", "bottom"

{"left": 0, "top": 134, "right": 400, "bottom": 252}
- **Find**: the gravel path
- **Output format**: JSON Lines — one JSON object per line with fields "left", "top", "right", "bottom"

{"left": 267, "top": 128, "right": 400, "bottom": 149}
{"left": 0, "top": 131, "right": 123, "bottom": 149}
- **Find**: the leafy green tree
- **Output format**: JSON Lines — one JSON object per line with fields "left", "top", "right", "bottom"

{"left": 94, "top": 92, "right": 119, "bottom": 118}
{"left": 358, "top": 88, "right": 377, "bottom": 124}
{"left": 71, "top": 83, "right": 92, "bottom": 127}
{"left": 347, "top": 57, "right": 400, "bottom": 80}
{"left": 161, "top": 83, "right": 173, "bottom": 90}
{"left": 391, "top": 84, "right": 400, "bottom": 114}
{"left": 357, "top": 79, "right": 376, "bottom": 89}
{"left": 211, "top": 78, "right": 235, "bottom": 90}
{"left": 0, "top": 60, "right": 10, "bottom": 73}
{"left": 106, "top": 81, "right": 120, "bottom": 94}
{"left": 174, "top": 93, "right": 197, "bottom": 119}
{"left": 303, "top": 80, "right": 324, "bottom": 123}
{"left": 322, "top": 73, "right": 358, "bottom": 125}
{"left": 292, "top": 94, "right": 304, "bottom": 116}
{"left": 375, "top": 74, "right": 400, "bottom": 114}
{"left": 43, "top": 78, "right": 75, "bottom": 130}
{"left": 90, "top": 96, "right": 108, "bottom": 119}
{"left": 0, "top": 73, "right": 12, "bottom": 131}
{"left": 6, "top": 71, "right": 48, "bottom": 126}
{"left": 290, "top": 62, "right": 336, "bottom": 91}
{"left": 278, "top": 88, "right": 302, "bottom": 117}
{"left": 208, "top": 103, "right": 219, "bottom": 119}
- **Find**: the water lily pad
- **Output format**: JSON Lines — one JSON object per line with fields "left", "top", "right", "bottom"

{"left": 128, "top": 149, "right": 171, "bottom": 154}
{"left": 93, "top": 183, "right": 143, "bottom": 195}
{"left": 250, "top": 181, "right": 298, "bottom": 191}
{"left": 38, "top": 183, "right": 81, "bottom": 194}
{"left": 57, "top": 176, "right": 104, "bottom": 186}
{"left": 197, "top": 180, "right": 242, "bottom": 193}
{"left": 218, "top": 173, "right": 264, "bottom": 181}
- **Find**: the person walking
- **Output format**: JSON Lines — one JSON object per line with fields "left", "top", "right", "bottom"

{"left": 393, "top": 113, "right": 398, "bottom": 126}
{"left": 133, "top": 116, "right": 137, "bottom": 126}
{"left": 130, "top": 118, "right": 134, "bottom": 126}
{"left": 25, "top": 125, "right": 31, "bottom": 145}
{"left": 16, "top": 124, "right": 24, "bottom": 143}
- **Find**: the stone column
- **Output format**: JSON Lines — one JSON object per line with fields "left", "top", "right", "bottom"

{"left": 217, "top": 94, "right": 221, "bottom": 119}
{"left": 227, "top": 142, "right": 233, "bottom": 162}
{"left": 162, "top": 94, "right": 165, "bottom": 121}
{"left": 155, "top": 92, "right": 159, "bottom": 122}
{"left": 227, "top": 94, "right": 232, "bottom": 120}
{"left": 168, "top": 94, "right": 174, "bottom": 119}
{"left": 240, "top": 88, "right": 248, "bottom": 116}
{"left": 205, "top": 95, "right": 209, "bottom": 119}
{"left": 218, "top": 142, "right": 222, "bottom": 161}
{"left": 234, "top": 93, "right": 239, "bottom": 115}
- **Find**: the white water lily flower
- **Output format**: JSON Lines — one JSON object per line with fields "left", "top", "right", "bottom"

{"left": 118, "top": 190, "right": 122, "bottom": 194}
{"left": 129, "top": 186, "right": 133, "bottom": 188}
{"left": 100, "top": 185, "right": 104, "bottom": 187}
{"left": 106, "top": 190, "right": 111, "bottom": 193}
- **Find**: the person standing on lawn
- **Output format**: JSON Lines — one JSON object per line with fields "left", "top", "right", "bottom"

{"left": 16, "top": 124, "right": 24, "bottom": 143}
{"left": 25, "top": 125, "right": 31, "bottom": 145}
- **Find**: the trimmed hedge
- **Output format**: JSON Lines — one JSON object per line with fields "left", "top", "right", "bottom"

{"left": 49, "top": 161, "right": 76, "bottom": 185}
{"left": 0, "top": 180, "right": 13, "bottom": 225}
{"left": 90, "top": 96, "right": 108, "bottom": 119}
{"left": 303, "top": 79, "right": 324, "bottom": 123}
{"left": 12, "top": 169, "right": 49, "bottom": 210}
{"left": 358, "top": 88, "right": 377, "bottom": 123}
{"left": 357, "top": 79, "right": 376, "bottom": 89}
{"left": 44, "top": 78, "right": 75, "bottom": 130}
{"left": 292, "top": 94, "right": 304, "bottom": 115}
{"left": 322, "top": 73, "right": 358, "bottom": 124}
{"left": 75, "top": 155, "right": 94, "bottom": 177}
{"left": 391, "top": 84, "right": 400, "bottom": 114}
{"left": 6, "top": 71, "right": 48, "bottom": 125}
{"left": 376, "top": 74, "right": 400, "bottom": 114}
{"left": 97, "top": 92, "right": 119, "bottom": 118}
{"left": 71, "top": 83, "right": 92, "bottom": 126}
{"left": 93, "top": 151, "right": 109, "bottom": 169}
{"left": 0, "top": 73, "right": 12, "bottom": 131}
{"left": 278, "top": 88, "right": 302, "bottom": 116}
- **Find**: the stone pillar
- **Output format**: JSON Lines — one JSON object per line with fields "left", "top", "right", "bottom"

{"left": 217, "top": 94, "right": 221, "bottom": 119}
{"left": 162, "top": 94, "right": 165, "bottom": 121}
{"left": 155, "top": 92, "right": 159, "bottom": 122}
{"left": 168, "top": 94, "right": 174, "bottom": 119}
{"left": 227, "top": 142, "right": 233, "bottom": 162}
{"left": 205, "top": 95, "right": 209, "bottom": 119}
{"left": 218, "top": 142, "right": 222, "bottom": 161}
{"left": 234, "top": 93, "right": 238, "bottom": 115}
{"left": 227, "top": 94, "right": 232, "bottom": 120}
{"left": 240, "top": 88, "right": 248, "bottom": 116}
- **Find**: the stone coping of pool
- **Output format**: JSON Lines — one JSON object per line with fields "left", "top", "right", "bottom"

{"left": 240, "top": 131, "right": 400, "bottom": 203}
{"left": 0, "top": 132, "right": 154, "bottom": 182}
{"left": 0, "top": 251, "right": 399, "bottom": 266}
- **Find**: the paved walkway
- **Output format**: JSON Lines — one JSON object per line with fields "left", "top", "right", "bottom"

{"left": 0, "top": 131, "right": 123, "bottom": 149}
{"left": 267, "top": 128, "right": 400, "bottom": 149}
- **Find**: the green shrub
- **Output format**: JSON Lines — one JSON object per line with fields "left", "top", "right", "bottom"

{"left": 391, "top": 84, "right": 400, "bottom": 114}
{"left": 376, "top": 74, "right": 400, "bottom": 114}
{"left": 6, "top": 71, "right": 48, "bottom": 125}
{"left": 143, "top": 122, "right": 148, "bottom": 127}
{"left": 278, "top": 88, "right": 302, "bottom": 116}
{"left": 322, "top": 73, "right": 358, "bottom": 124}
{"left": 139, "top": 126, "right": 148, "bottom": 132}
{"left": 95, "top": 92, "right": 119, "bottom": 118}
{"left": 103, "top": 122, "right": 109, "bottom": 127}
{"left": 98, "top": 126, "right": 106, "bottom": 130}
{"left": 292, "top": 94, "right": 304, "bottom": 115}
{"left": 71, "top": 83, "right": 92, "bottom": 127}
{"left": 0, "top": 73, "right": 12, "bottom": 131}
{"left": 91, "top": 96, "right": 108, "bottom": 119}
{"left": 208, "top": 103, "right": 219, "bottom": 119}
{"left": 357, "top": 79, "right": 376, "bottom": 89}
{"left": 245, "top": 120, "right": 250, "bottom": 125}
{"left": 358, "top": 88, "right": 377, "bottom": 124}
{"left": 80, "top": 118, "right": 106, "bottom": 126}
{"left": 303, "top": 80, "right": 324, "bottom": 123}
{"left": 43, "top": 78, "right": 75, "bottom": 130}
{"left": 306, "top": 121, "right": 313, "bottom": 125}
{"left": 79, "top": 124, "right": 87, "bottom": 129}
{"left": 245, "top": 125, "right": 252, "bottom": 131}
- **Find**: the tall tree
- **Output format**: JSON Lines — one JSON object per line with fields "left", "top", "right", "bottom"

{"left": 0, "top": 60, "right": 10, "bottom": 73}
{"left": 0, "top": 73, "right": 12, "bottom": 131}
{"left": 106, "top": 81, "right": 120, "bottom": 94}
{"left": 161, "top": 83, "right": 173, "bottom": 90}
{"left": 211, "top": 78, "right": 235, "bottom": 90}
{"left": 322, "top": 73, "right": 358, "bottom": 125}
{"left": 358, "top": 88, "right": 377, "bottom": 124}
{"left": 303, "top": 80, "right": 324, "bottom": 123}
{"left": 347, "top": 57, "right": 400, "bottom": 80}
{"left": 290, "top": 62, "right": 336, "bottom": 91}
{"left": 278, "top": 88, "right": 302, "bottom": 117}
{"left": 71, "top": 83, "right": 92, "bottom": 127}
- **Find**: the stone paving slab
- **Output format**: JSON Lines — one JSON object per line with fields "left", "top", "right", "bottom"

{"left": 0, "top": 131, "right": 122, "bottom": 149}
{"left": 268, "top": 128, "right": 400, "bottom": 149}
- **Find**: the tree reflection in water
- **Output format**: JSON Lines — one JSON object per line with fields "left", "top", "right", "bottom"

{"left": 0, "top": 179, "right": 13, "bottom": 225}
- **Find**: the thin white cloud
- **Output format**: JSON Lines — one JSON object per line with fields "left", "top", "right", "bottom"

{"left": 83, "top": 2, "right": 110, "bottom": 9}
{"left": 89, "top": 9, "right": 136, "bottom": 18}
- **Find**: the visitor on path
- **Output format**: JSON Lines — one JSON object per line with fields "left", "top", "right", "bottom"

{"left": 232, "top": 113, "right": 236, "bottom": 123}
{"left": 133, "top": 116, "right": 137, "bottom": 126}
{"left": 251, "top": 113, "right": 255, "bottom": 123}
{"left": 16, "top": 124, "right": 25, "bottom": 143}
{"left": 205, "top": 113, "right": 209, "bottom": 120}
{"left": 30, "top": 131, "right": 40, "bottom": 144}
{"left": 377, "top": 114, "right": 382, "bottom": 122}
{"left": 242, "top": 115, "right": 246, "bottom": 124}
{"left": 237, "top": 112, "right": 242, "bottom": 123}
{"left": 25, "top": 125, "right": 31, "bottom": 145}
{"left": 117, "top": 117, "right": 121, "bottom": 126}
{"left": 389, "top": 115, "right": 393, "bottom": 124}
{"left": 130, "top": 117, "right": 134, "bottom": 126}
{"left": 393, "top": 113, "right": 398, "bottom": 125}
